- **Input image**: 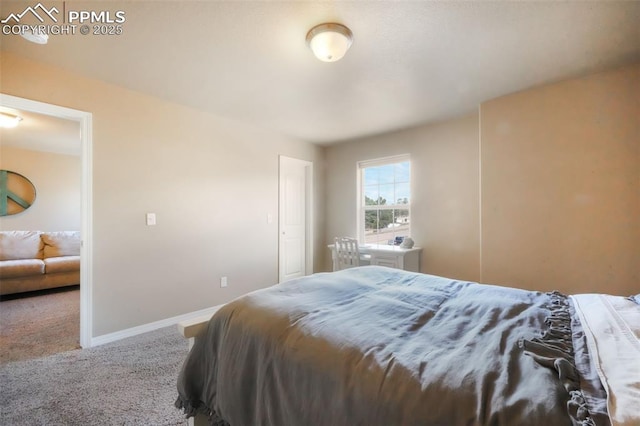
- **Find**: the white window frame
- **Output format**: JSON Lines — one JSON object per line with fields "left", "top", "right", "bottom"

{"left": 357, "top": 154, "right": 411, "bottom": 244}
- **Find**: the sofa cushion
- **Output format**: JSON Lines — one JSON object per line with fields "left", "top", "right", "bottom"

{"left": 0, "top": 231, "right": 43, "bottom": 261}
{"left": 0, "top": 259, "right": 45, "bottom": 278}
{"left": 42, "top": 231, "right": 81, "bottom": 258}
{"left": 43, "top": 256, "right": 80, "bottom": 274}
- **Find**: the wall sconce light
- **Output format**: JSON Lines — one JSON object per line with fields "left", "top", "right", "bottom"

{"left": 306, "top": 23, "right": 353, "bottom": 62}
{"left": 0, "top": 113, "right": 23, "bottom": 128}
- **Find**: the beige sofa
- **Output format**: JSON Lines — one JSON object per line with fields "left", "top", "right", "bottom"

{"left": 0, "top": 231, "right": 80, "bottom": 296}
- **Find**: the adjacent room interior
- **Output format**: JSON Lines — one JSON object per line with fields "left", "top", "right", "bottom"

{"left": 0, "top": 112, "right": 82, "bottom": 363}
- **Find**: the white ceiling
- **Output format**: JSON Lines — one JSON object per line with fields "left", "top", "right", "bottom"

{"left": 0, "top": 108, "right": 80, "bottom": 156}
{"left": 1, "top": 1, "right": 639, "bottom": 145}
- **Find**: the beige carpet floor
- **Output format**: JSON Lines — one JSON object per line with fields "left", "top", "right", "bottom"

{"left": 0, "top": 326, "right": 189, "bottom": 425}
{"left": 0, "top": 287, "right": 80, "bottom": 364}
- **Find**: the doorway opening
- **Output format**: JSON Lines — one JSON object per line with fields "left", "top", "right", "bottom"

{"left": 0, "top": 94, "right": 93, "bottom": 348}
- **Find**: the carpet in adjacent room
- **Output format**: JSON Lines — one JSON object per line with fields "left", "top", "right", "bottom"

{"left": 0, "top": 286, "right": 80, "bottom": 364}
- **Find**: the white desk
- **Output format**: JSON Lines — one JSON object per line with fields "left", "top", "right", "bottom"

{"left": 329, "top": 244, "right": 422, "bottom": 272}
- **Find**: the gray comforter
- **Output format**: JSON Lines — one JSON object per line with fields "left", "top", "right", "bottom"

{"left": 176, "top": 266, "right": 609, "bottom": 425}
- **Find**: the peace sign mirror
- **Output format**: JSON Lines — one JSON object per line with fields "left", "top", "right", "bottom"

{"left": 0, "top": 170, "right": 37, "bottom": 216}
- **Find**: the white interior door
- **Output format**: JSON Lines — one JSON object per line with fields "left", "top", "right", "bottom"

{"left": 279, "top": 156, "right": 312, "bottom": 282}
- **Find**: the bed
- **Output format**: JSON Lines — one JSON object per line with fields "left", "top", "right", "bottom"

{"left": 176, "top": 266, "right": 640, "bottom": 426}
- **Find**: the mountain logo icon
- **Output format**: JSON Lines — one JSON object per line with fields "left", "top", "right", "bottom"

{"left": 1, "top": 3, "right": 59, "bottom": 24}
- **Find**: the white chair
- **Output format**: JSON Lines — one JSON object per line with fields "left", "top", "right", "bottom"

{"left": 334, "top": 237, "right": 362, "bottom": 270}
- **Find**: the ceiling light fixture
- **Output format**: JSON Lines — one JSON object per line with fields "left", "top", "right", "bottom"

{"left": 21, "top": 28, "right": 49, "bottom": 44}
{"left": 306, "top": 23, "right": 353, "bottom": 62}
{"left": 0, "top": 113, "right": 23, "bottom": 128}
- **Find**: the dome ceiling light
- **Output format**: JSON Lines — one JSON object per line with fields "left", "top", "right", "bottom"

{"left": 306, "top": 23, "right": 353, "bottom": 62}
{"left": 21, "top": 28, "right": 49, "bottom": 44}
{"left": 0, "top": 113, "right": 23, "bottom": 128}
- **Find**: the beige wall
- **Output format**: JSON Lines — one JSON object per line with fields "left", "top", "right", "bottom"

{"left": 325, "top": 64, "right": 638, "bottom": 296}
{"left": 1, "top": 52, "right": 325, "bottom": 336}
{"left": 324, "top": 114, "right": 481, "bottom": 282}
{"left": 481, "top": 64, "right": 639, "bottom": 295}
{"left": 0, "top": 146, "right": 81, "bottom": 231}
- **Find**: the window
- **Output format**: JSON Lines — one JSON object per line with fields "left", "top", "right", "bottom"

{"left": 358, "top": 155, "right": 410, "bottom": 245}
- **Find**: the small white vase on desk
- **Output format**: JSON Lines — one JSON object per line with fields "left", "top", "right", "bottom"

{"left": 400, "top": 237, "right": 414, "bottom": 249}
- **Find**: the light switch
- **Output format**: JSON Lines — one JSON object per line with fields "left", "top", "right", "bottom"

{"left": 267, "top": 213, "right": 273, "bottom": 224}
{"left": 146, "top": 213, "right": 156, "bottom": 226}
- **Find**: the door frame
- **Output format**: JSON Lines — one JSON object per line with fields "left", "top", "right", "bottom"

{"left": 278, "top": 155, "right": 313, "bottom": 282}
{"left": 0, "top": 94, "right": 93, "bottom": 348}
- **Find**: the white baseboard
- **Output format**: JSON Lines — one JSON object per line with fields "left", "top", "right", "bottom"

{"left": 89, "top": 304, "right": 223, "bottom": 348}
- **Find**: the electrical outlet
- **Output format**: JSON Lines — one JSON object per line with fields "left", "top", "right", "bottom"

{"left": 220, "top": 276, "right": 228, "bottom": 288}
